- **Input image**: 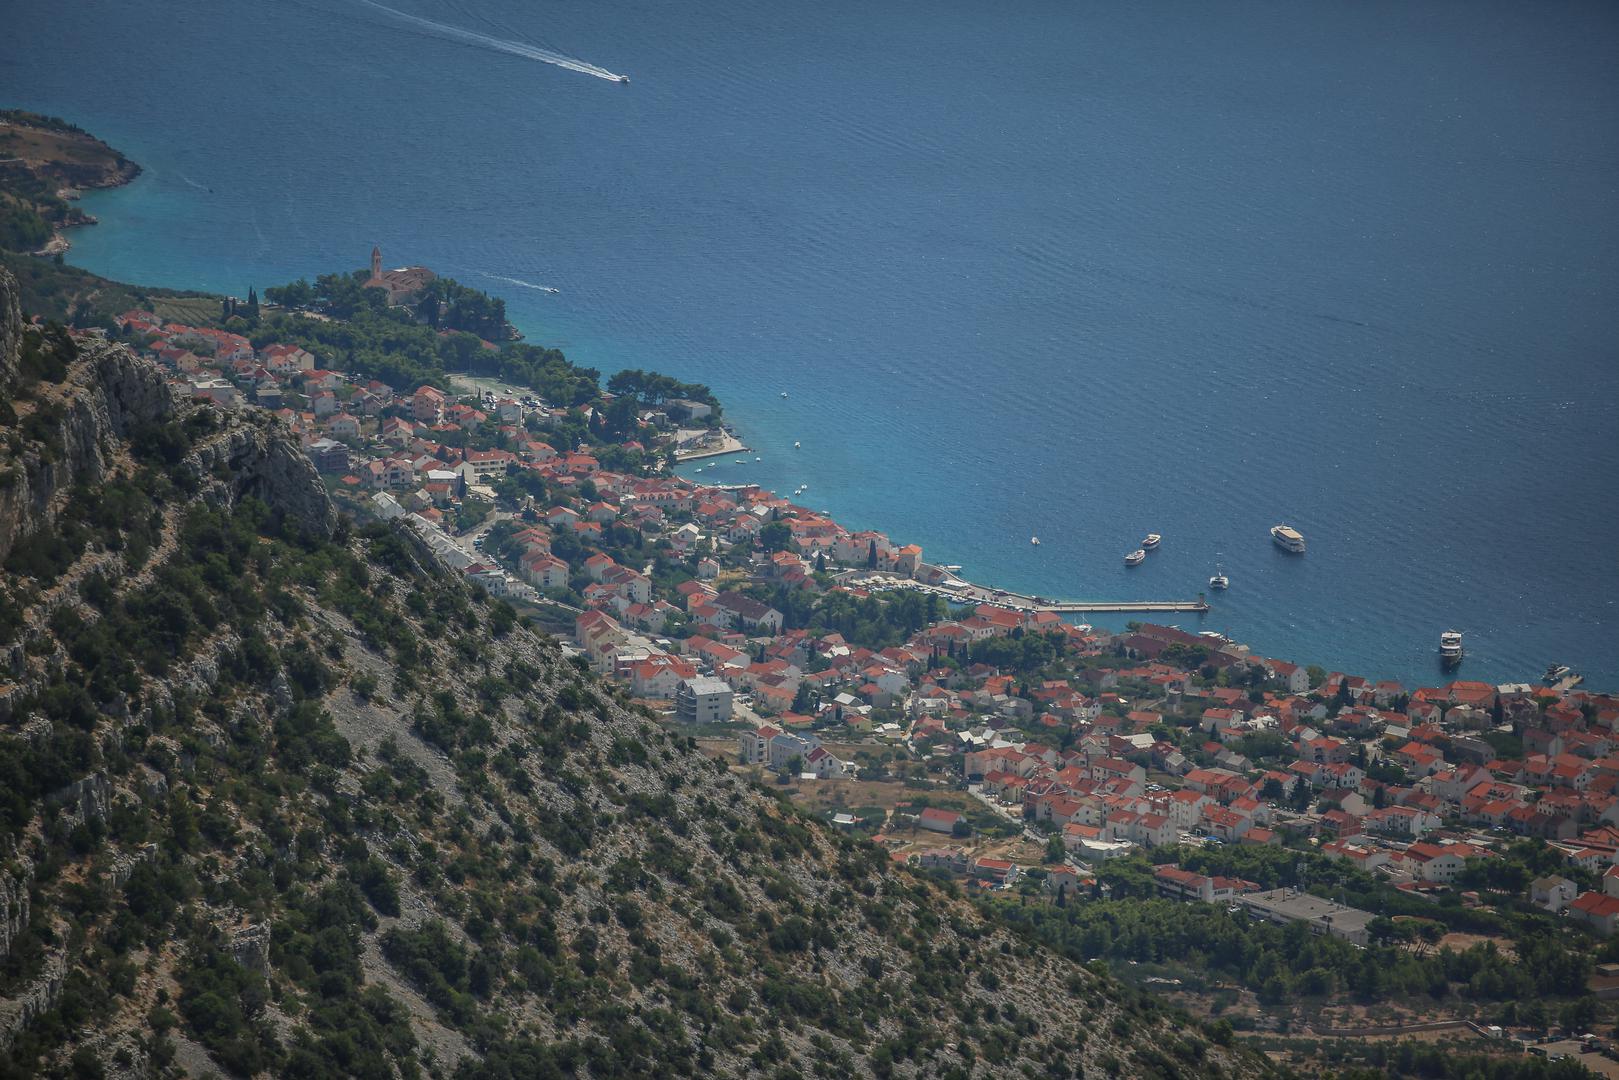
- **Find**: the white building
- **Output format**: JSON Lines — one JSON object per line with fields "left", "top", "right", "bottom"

{"left": 676, "top": 676, "right": 734, "bottom": 725}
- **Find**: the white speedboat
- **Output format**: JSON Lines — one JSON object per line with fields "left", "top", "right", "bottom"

{"left": 1031, "top": 536, "right": 1041, "bottom": 546}
{"left": 1439, "top": 630, "right": 1464, "bottom": 666}
{"left": 1124, "top": 549, "right": 1146, "bottom": 566}
{"left": 1544, "top": 663, "right": 1572, "bottom": 684}
{"left": 793, "top": 441, "right": 801, "bottom": 448}
{"left": 1270, "top": 524, "right": 1306, "bottom": 553}
{"left": 1142, "top": 533, "right": 1161, "bottom": 550}
{"left": 780, "top": 391, "right": 788, "bottom": 398}
{"left": 1209, "top": 567, "right": 1229, "bottom": 590}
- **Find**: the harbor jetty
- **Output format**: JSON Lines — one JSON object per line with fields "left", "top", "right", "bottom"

{"left": 674, "top": 432, "right": 749, "bottom": 462}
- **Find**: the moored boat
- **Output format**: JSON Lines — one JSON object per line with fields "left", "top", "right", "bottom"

{"left": 1124, "top": 549, "right": 1146, "bottom": 566}
{"left": 1439, "top": 629, "right": 1464, "bottom": 666}
{"left": 1270, "top": 524, "right": 1306, "bottom": 553}
{"left": 1141, "top": 533, "right": 1161, "bottom": 550}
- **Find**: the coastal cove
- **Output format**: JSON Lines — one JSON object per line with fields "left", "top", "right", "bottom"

{"left": 4, "top": 0, "right": 1617, "bottom": 690}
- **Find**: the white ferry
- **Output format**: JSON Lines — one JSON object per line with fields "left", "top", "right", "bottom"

{"left": 1439, "top": 629, "right": 1464, "bottom": 666}
{"left": 1209, "top": 567, "right": 1229, "bottom": 590}
{"left": 1270, "top": 524, "right": 1306, "bottom": 553}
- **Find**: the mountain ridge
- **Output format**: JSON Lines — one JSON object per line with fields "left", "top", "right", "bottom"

{"left": 0, "top": 266, "right": 1269, "bottom": 1079}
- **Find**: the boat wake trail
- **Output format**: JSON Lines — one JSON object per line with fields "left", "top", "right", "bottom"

{"left": 479, "top": 271, "right": 560, "bottom": 294}
{"left": 352, "top": 0, "right": 626, "bottom": 82}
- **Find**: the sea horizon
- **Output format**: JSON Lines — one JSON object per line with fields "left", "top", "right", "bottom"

{"left": 6, "top": 0, "right": 1616, "bottom": 692}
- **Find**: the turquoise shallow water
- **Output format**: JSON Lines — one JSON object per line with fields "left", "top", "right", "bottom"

{"left": 4, "top": 0, "right": 1617, "bottom": 689}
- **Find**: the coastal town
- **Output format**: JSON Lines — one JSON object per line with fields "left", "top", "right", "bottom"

{"left": 69, "top": 258, "right": 1619, "bottom": 1056}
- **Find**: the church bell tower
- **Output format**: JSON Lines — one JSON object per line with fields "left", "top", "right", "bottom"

{"left": 370, "top": 246, "right": 382, "bottom": 280}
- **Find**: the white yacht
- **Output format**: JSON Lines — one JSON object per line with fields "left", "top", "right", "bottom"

{"left": 1209, "top": 567, "right": 1229, "bottom": 590}
{"left": 1031, "top": 536, "right": 1041, "bottom": 546}
{"left": 1141, "top": 533, "right": 1161, "bottom": 550}
{"left": 1270, "top": 524, "right": 1306, "bottom": 553}
{"left": 793, "top": 441, "right": 801, "bottom": 448}
{"left": 1439, "top": 630, "right": 1464, "bottom": 666}
{"left": 1124, "top": 549, "right": 1146, "bottom": 566}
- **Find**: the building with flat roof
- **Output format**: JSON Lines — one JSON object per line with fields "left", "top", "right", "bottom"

{"left": 1237, "top": 888, "right": 1375, "bottom": 946}
{"left": 676, "top": 676, "right": 734, "bottom": 725}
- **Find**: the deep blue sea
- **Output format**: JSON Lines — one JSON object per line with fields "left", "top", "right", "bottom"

{"left": 5, "top": 0, "right": 1617, "bottom": 689}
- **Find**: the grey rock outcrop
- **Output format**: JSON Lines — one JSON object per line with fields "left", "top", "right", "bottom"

{"left": 49, "top": 771, "right": 111, "bottom": 828}
{"left": 0, "top": 266, "right": 335, "bottom": 568}
{"left": 0, "top": 862, "right": 31, "bottom": 962}
{"left": 0, "top": 266, "right": 20, "bottom": 390}
{"left": 0, "top": 949, "right": 66, "bottom": 1051}
{"left": 227, "top": 923, "right": 270, "bottom": 973}
{"left": 186, "top": 414, "right": 336, "bottom": 540}
{"left": 0, "top": 274, "right": 178, "bottom": 565}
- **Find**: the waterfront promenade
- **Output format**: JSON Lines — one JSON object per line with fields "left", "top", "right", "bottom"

{"left": 842, "top": 569, "right": 1209, "bottom": 616}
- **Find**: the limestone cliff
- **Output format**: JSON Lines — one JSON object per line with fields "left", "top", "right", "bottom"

{"left": 0, "top": 264, "right": 20, "bottom": 390}
{"left": 0, "top": 267, "right": 334, "bottom": 569}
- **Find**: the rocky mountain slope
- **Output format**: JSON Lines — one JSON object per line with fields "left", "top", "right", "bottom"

{"left": 0, "top": 268, "right": 1274, "bottom": 1079}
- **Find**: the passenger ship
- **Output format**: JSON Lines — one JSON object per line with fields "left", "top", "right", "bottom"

{"left": 1270, "top": 524, "right": 1306, "bottom": 553}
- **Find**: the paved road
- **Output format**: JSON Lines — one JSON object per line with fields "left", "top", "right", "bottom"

{"left": 455, "top": 510, "right": 513, "bottom": 553}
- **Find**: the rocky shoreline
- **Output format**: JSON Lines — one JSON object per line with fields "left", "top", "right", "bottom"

{"left": 0, "top": 108, "right": 141, "bottom": 256}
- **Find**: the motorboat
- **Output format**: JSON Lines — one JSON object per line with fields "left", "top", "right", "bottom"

{"left": 793, "top": 441, "right": 801, "bottom": 448}
{"left": 1141, "top": 533, "right": 1161, "bottom": 550}
{"left": 1270, "top": 524, "right": 1306, "bottom": 553}
{"left": 1124, "top": 549, "right": 1146, "bottom": 566}
{"left": 1544, "top": 664, "right": 1572, "bottom": 684}
{"left": 1439, "top": 630, "right": 1464, "bottom": 666}
{"left": 1031, "top": 536, "right": 1041, "bottom": 546}
{"left": 617, "top": 75, "right": 631, "bottom": 84}
{"left": 1209, "top": 567, "right": 1229, "bottom": 590}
